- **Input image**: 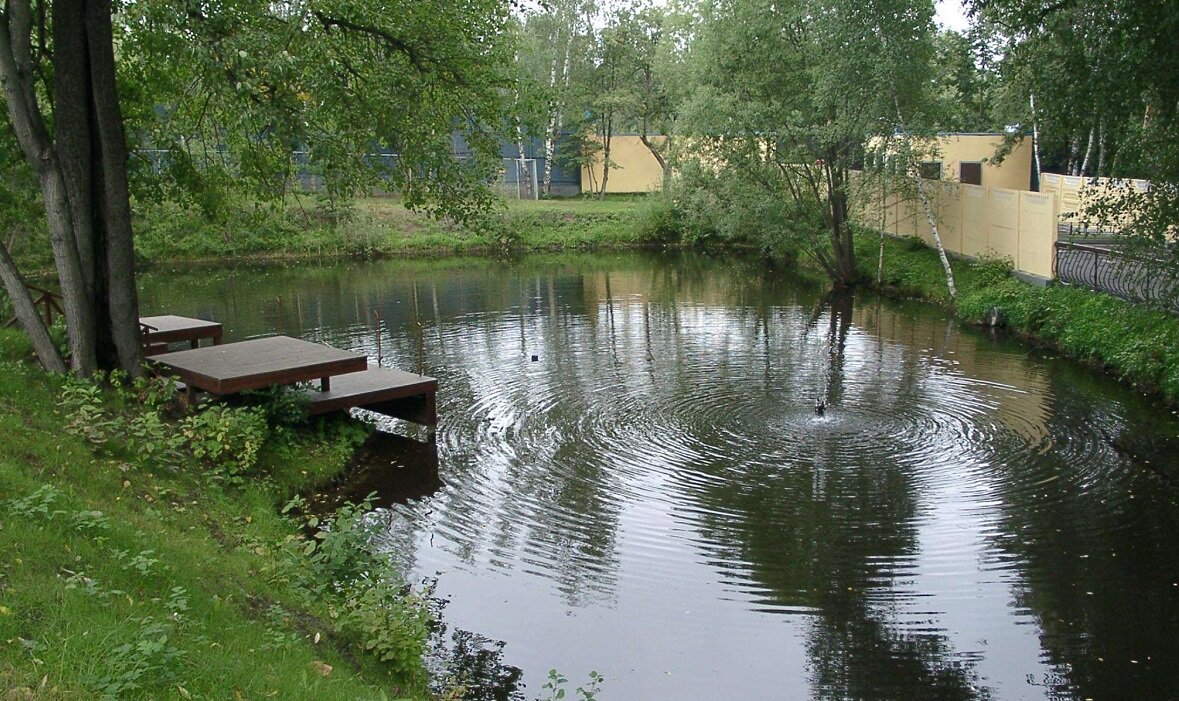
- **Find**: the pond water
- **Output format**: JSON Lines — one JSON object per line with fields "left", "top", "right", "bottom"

{"left": 140, "top": 251, "right": 1179, "bottom": 700}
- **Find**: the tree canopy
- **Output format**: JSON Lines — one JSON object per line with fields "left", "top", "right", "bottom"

{"left": 0, "top": 0, "right": 515, "bottom": 374}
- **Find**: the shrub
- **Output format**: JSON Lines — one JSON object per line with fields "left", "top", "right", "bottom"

{"left": 634, "top": 193, "right": 683, "bottom": 244}
{"left": 180, "top": 404, "right": 270, "bottom": 484}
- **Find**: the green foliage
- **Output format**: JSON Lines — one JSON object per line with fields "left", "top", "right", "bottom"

{"left": 240, "top": 385, "right": 312, "bottom": 428}
{"left": 278, "top": 495, "right": 433, "bottom": 685}
{"left": 634, "top": 193, "right": 683, "bottom": 244}
{"left": 339, "top": 581, "right": 432, "bottom": 685}
{"left": 180, "top": 404, "right": 270, "bottom": 484}
{"left": 867, "top": 231, "right": 1179, "bottom": 404}
{"left": 0, "top": 330, "right": 433, "bottom": 698}
{"left": 58, "top": 373, "right": 273, "bottom": 481}
{"left": 540, "top": 669, "right": 604, "bottom": 701}
{"left": 4, "top": 483, "right": 65, "bottom": 519}
{"left": 119, "top": 0, "right": 512, "bottom": 222}
{"left": 90, "top": 618, "right": 184, "bottom": 698}
{"left": 666, "top": 161, "right": 821, "bottom": 259}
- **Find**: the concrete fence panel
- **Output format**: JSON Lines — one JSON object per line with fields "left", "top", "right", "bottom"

{"left": 961, "top": 185, "right": 991, "bottom": 258}
{"left": 1018, "top": 192, "right": 1057, "bottom": 278}
{"left": 934, "top": 181, "right": 963, "bottom": 253}
{"left": 851, "top": 172, "right": 1059, "bottom": 281}
{"left": 1040, "top": 172, "right": 1062, "bottom": 196}
{"left": 1060, "top": 175, "right": 1084, "bottom": 222}
{"left": 989, "top": 188, "right": 1021, "bottom": 262}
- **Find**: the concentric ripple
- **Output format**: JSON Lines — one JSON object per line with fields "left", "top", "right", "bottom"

{"left": 138, "top": 255, "right": 1179, "bottom": 700}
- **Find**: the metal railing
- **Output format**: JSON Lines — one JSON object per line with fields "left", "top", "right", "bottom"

{"left": 1054, "top": 240, "right": 1179, "bottom": 312}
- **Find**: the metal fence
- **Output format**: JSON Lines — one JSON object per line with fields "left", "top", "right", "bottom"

{"left": 1054, "top": 240, "right": 1179, "bottom": 311}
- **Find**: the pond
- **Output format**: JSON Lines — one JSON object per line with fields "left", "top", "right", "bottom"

{"left": 140, "top": 251, "right": 1179, "bottom": 700}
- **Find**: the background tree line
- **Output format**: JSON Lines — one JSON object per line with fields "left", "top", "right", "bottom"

{"left": 0, "top": 0, "right": 1176, "bottom": 373}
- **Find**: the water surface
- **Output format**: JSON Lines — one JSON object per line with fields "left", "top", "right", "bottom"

{"left": 140, "top": 252, "right": 1179, "bottom": 700}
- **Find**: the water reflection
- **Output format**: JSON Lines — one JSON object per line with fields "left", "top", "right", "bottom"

{"left": 138, "top": 252, "right": 1179, "bottom": 700}
{"left": 321, "top": 431, "right": 443, "bottom": 509}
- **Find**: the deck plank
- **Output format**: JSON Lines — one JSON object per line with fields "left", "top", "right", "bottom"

{"left": 305, "top": 366, "right": 438, "bottom": 426}
{"left": 149, "top": 336, "right": 367, "bottom": 394}
{"left": 140, "top": 315, "right": 223, "bottom": 344}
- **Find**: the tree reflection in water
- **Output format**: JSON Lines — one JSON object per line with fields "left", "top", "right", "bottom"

{"left": 138, "top": 252, "right": 1179, "bottom": 700}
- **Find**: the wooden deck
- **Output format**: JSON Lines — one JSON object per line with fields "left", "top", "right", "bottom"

{"left": 148, "top": 334, "right": 438, "bottom": 428}
{"left": 305, "top": 366, "right": 438, "bottom": 427}
{"left": 148, "top": 335, "right": 367, "bottom": 394}
{"left": 140, "top": 315, "right": 223, "bottom": 355}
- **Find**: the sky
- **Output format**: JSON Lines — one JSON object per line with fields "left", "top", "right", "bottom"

{"left": 935, "top": 0, "right": 971, "bottom": 32}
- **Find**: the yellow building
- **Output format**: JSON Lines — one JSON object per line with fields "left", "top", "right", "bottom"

{"left": 580, "top": 135, "right": 668, "bottom": 194}
{"left": 923, "top": 133, "right": 1033, "bottom": 191}
{"left": 583, "top": 132, "right": 1032, "bottom": 196}
{"left": 873, "top": 132, "right": 1034, "bottom": 191}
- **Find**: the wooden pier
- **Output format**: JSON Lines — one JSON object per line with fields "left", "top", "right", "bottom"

{"left": 140, "top": 315, "right": 223, "bottom": 355}
{"left": 304, "top": 366, "right": 437, "bottom": 426}
{"left": 147, "top": 333, "right": 437, "bottom": 428}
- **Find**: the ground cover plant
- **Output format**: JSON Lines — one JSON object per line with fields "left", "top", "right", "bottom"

{"left": 859, "top": 232, "right": 1179, "bottom": 403}
{"left": 0, "top": 330, "right": 453, "bottom": 700}
{"left": 129, "top": 197, "right": 650, "bottom": 266}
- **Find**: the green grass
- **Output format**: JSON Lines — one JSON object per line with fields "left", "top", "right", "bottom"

{"left": 859, "top": 231, "right": 1179, "bottom": 403}
{"left": 131, "top": 196, "right": 651, "bottom": 266}
{"left": 0, "top": 331, "right": 437, "bottom": 700}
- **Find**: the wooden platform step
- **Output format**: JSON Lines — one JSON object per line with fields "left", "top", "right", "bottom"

{"left": 304, "top": 366, "right": 437, "bottom": 427}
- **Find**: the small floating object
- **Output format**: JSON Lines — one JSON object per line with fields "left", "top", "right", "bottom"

{"left": 531, "top": 354, "right": 539, "bottom": 362}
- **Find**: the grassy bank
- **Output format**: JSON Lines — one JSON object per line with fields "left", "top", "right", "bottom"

{"left": 0, "top": 330, "right": 447, "bottom": 700}
{"left": 861, "top": 231, "right": 1179, "bottom": 403}
{"left": 131, "top": 196, "right": 650, "bottom": 266}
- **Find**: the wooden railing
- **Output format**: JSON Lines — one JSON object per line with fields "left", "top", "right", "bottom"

{"left": 5, "top": 284, "right": 64, "bottom": 328}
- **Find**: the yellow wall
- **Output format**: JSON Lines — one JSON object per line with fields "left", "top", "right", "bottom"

{"left": 1041, "top": 172, "right": 1151, "bottom": 227}
{"left": 932, "top": 134, "right": 1033, "bottom": 191}
{"left": 581, "top": 136, "right": 667, "bottom": 194}
{"left": 852, "top": 172, "right": 1059, "bottom": 280}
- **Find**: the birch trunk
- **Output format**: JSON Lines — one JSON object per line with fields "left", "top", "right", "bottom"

{"left": 1030, "top": 93, "right": 1043, "bottom": 183}
{"left": 912, "top": 173, "right": 958, "bottom": 299}
{"left": 895, "top": 99, "right": 956, "bottom": 299}
{"left": 1079, "top": 125, "right": 1095, "bottom": 177}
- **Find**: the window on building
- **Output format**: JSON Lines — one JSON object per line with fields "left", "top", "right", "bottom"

{"left": 919, "top": 161, "right": 942, "bottom": 180}
{"left": 960, "top": 162, "right": 983, "bottom": 185}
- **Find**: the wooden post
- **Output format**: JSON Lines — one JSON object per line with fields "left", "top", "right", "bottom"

{"left": 374, "top": 309, "right": 382, "bottom": 366}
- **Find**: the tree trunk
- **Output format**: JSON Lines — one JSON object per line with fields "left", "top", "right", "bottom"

{"left": 541, "top": 56, "right": 559, "bottom": 196}
{"left": 83, "top": 0, "right": 143, "bottom": 373}
{"left": 911, "top": 173, "right": 957, "bottom": 299}
{"left": 514, "top": 132, "right": 530, "bottom": 199}
{"left": 0, "top": 243, "right": 67, "bottom": 372}
{"left": 1068, "top": 133, "right": 1082, "bottom": 176}
{"left": 1096, "top": 121, "right": 1107, "bottom": 177}
{"left": 825, "top": 162, "right": 855, "bottom": 285}
{"left": 1079, "top": 125, "right": 1095, "bottom": 177}
{"left": 0, "top": 0, "right": 141, "bottom": 375}
{"left": 895, "top": 99, "right": 956, "bottom": 299}
{"left": 639, "top": 125, "right": 670, "bottom": 195}
{"left": 0, "top": 2, "right": 97, "bottom": 374}
{"left": 598, "top": 124, "right": 612, "bottom": 200}
{"left": 542, "top": 35, "right": 572, "bottom": 196}
{"left": 1030, "top": 93, "right": 1043, "bottom": 184}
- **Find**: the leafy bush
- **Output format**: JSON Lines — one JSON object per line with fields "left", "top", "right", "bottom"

{"left": 180, "top": 404, "right": 270, "bottom": 484}
{"left": 634, "top": 193, "right": 683, "bottom": 244}
{"left": 866, "top": 230, "right": 1179, "bottom": 404}
{"left": 668, "top": 159, "right": 816, "bottom": 258}
{"left": 279, "top": 495, "right": 433, "bottom": 685}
